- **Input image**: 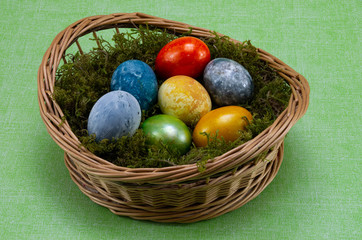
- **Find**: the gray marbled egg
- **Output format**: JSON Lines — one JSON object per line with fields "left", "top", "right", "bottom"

{"left": 203, "top": 58, "right": 254, "bottom": 106}
{"left": 87, "top": 90, "right": 141, "bottom": 142}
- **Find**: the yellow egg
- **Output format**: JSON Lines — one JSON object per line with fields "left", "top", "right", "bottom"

{"left": 158, "top": 75, "right": 212, "bottom": 126}
{"left": 193, "top": 106, "right": 253, "bottom": 147}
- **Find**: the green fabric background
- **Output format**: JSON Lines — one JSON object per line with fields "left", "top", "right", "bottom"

{"left": 0, "top": 0, "right": 360, "bottom": 239}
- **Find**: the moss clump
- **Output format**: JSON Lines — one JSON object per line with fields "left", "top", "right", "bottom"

{"left": 54, "top": 26, "right": 290, "bottom": 169}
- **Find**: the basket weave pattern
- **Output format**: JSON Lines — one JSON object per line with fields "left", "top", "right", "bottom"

{"left": 38, "top": 13, "right": 309, "bottom": 223}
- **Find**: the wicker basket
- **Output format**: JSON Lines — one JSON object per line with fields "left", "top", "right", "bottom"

{"left": 38, "top": 13, "right": 310, "bottom": 223}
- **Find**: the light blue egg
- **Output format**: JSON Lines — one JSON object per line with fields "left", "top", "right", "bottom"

{"left": 203, "top": 58, "right": 254, "bottom": 106}
{"left": 87, "top": 90, "right": 141, "bottom": 142}
{"left": 111, "top": 60, "right": 158, "bottom": 110}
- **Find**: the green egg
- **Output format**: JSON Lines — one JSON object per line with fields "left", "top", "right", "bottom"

{"left": 142, "top": 114, "right": 192, "bottom": 156}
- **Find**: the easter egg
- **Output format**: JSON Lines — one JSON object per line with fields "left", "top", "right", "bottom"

{"left": 87, "top": 90, "right": 141, "bottom": 142}
{"left": 192, "top": 106, "right": 253, "bottom": 147}
{"left": 158, "top": 75, "right": 212, "bottom": 126}
{"left": 155, "top": 37, "right": 211, "bottom": 79}
{"left": 142, "top": 114, "right": 192, "bottom": 155}
{"left": 203, "top": 58, "right": 254, "bottom": 106}
{"left": 111, "top": 59, "right": 158, "bottom": 110}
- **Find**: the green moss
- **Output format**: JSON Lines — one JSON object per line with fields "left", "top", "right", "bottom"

{"left": 53, "top": 26, "right": 290, "bottom": 169}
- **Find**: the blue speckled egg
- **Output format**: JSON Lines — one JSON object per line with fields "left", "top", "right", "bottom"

{"left": 203, "top": 58, "right": 254, "bottom": 106}
{"left": 87, "top": 90, "right": 141, "bottom": 142}
{"left": 111, "top": 60, "right": 158, "bottom": 110}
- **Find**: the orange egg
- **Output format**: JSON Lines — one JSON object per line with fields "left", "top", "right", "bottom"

{"left": 192, "top": 106, "right": 253, "bottom": 147}
{"left": 158, "top": 75, "right": 212, "bottom": 126}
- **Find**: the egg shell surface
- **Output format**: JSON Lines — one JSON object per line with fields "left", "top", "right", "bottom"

{"left": 192, "top": 106, "right": 253, "bottom": 147}
{"left": 203, "top": 58, "right": 254, "bottom": 106}
{"left": 158, "top": 75, "right": 212, "bottom": 126}
{"left": 111, "top": 60, "right": 158, "bottom": 110}
{"left": 155, "top": 36, "right": 211, "bottom": 79}
{"left": 87, "top": 90, "right": 141, "bottom": 142}
{"left": 142, "top": 114, "right": 192, "bottom": 156}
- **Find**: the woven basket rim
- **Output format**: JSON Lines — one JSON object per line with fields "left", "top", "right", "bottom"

{"left": 37, "top": 12, "right": 310, "bottom": 184}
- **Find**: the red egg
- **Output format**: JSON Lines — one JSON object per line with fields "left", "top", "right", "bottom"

{"left": 155, "top": 37, "right": 211, "bottom": 79}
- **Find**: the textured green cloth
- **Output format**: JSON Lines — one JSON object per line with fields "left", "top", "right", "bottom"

{"left": 0, "top": 0, "right": 360, "bottom": 239}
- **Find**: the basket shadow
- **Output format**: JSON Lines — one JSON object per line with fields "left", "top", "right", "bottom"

{"left": 32, "top": 135, "right": 302, "bottom": 239}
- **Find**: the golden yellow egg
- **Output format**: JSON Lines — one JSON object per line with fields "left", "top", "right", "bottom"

{"left": 193, "top": 106, "right": 253, "bottom": 147}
